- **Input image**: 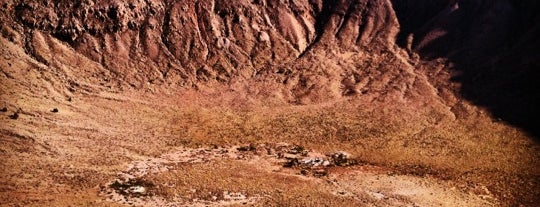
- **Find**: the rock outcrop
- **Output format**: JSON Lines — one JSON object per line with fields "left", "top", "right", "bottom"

{"left": 1, "top": 0, "right": 539, "bottom": 130}
{"left": 1, "top": 0, "right": 413, "bottom": 100}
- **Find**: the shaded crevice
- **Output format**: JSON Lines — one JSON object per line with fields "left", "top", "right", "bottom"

{"left": 160, "top": 3, "right": 175, "bottom": 59}
{"left": 334, "top": 0, "right": 358, "bottom": 38}
{"left": 390, "top": 0, "right": 449, "bottom": 48}
{"left": 299, "top": 0, "right": 338, "bottom": 55}
{"left": 312, "top": 0, "right": 336, "bottom": 39}
{"left": 194, "top": 3, "right": 210, "bottom": 62}
{"left": 23, "top": 30, "right": 49, "bottom": 66}
{"left": 355, "top": 0, "right": 371, "bottom": 45}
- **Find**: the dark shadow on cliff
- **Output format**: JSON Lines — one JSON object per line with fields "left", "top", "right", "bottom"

{"left": 392, "top": 0, "right": 540, "bottom": 140}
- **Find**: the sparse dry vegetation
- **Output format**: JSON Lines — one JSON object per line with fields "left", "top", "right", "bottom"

{"left": 1, "top": 0, "right": 540, "bottom": 206}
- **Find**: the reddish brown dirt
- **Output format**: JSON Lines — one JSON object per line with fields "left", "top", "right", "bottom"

{"left": 1, "top": 0, "right": 539, "bottom": 206}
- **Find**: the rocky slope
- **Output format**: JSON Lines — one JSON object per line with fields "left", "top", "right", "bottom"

{"left": 2, "top": 0, "right": 537, "bottom": 113}
{"left": 1, "top": 0, "right": 539, "bottom": 206}
{"left": 393, "top": 0, "right": 540, "bottom": 136}
{"left": 1, "top": 0, "right": 421, "bottom": 101}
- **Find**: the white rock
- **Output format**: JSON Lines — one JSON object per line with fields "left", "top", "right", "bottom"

{"left": 370, "top": 191, "right": 385, "bottom": 200}
{"left": 129, "top": 186, "right": 146, "bottom": 194}
{"left": 259, "top": 31, "right": 270, "bottom": 43}
{"left": 322, "top": 160, "right": 331, "bottom": 166}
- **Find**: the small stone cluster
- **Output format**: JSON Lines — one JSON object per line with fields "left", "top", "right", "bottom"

{"left": 234, "top": 143, "right": 359, "bottom": 177}
{"left": 100, "top": 143, "right": 359, "bottom": 206}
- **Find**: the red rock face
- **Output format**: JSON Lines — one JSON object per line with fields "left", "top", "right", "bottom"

{"left": 1, "top": 0, "right": 538, "bottom": 131}
{"left": 1, "top": 1, "right": 540, "bottom": 206}
{"left": 1, "top": 0, "right": 404, "bottom": 87}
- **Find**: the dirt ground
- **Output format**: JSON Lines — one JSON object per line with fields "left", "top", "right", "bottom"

{"left": 1, "top": 0, "right": 540, "bottom": 205}
{"left": 1, "top": 61, "right": 539, "bottom": 206}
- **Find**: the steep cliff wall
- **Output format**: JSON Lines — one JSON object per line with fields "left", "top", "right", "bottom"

{"left": 1, "top": 0, "right": 539, "bottom": 126}
{"left": 1, "top": 0, "right": 418, "bottom": 102}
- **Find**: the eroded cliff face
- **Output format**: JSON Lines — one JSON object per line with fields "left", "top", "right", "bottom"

{"left": 0, "top": 0, "right": 538, "bottom": 118}
{"left": 1, "top": 1, "right": 540, "bottom": 206}
{"left": 1, "top": 0, "right": 420, "bottom": 102}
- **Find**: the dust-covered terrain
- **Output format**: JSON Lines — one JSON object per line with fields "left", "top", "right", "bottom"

{"left": 1, "top": 0, "right": 539, "bottom": 206}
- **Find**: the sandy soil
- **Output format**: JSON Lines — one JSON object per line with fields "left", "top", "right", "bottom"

{"left": 1, "top": 82, "right": 538, "bottom": 206}
{"left": 1, "top": 0, "right": 540, "bottom": 206}
{"left": 99, "top": 144, "right": 495, "bottom": 206}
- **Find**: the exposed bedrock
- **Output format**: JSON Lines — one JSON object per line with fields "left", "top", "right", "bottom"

{"left": 1, "top": 0, "right": 539, "bottom": 134}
